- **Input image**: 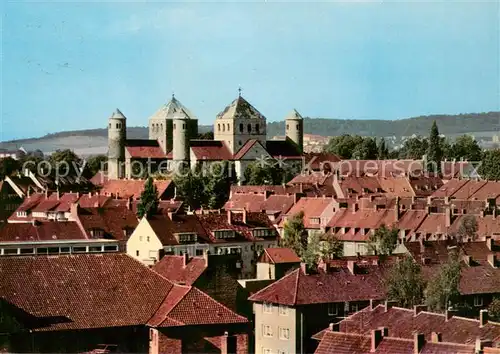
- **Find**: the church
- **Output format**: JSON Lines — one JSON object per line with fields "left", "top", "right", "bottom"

{"left": 107, "top": 93, "right": 305, "bottom": 184}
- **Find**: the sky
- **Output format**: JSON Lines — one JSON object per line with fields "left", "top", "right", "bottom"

{"left": 1, "top": 0, "right": 499, "bottom": 141}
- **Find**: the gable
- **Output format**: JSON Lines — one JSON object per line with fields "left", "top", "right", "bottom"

{"left": 237, "top": 142, "right": 270, "bottom": 160}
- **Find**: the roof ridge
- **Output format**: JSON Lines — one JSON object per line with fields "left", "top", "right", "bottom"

{"left": 248, "top": 267, "right": 300, "bottom": 302}
{"left": 190, "top": 287, "right": 247, "bottom": 323}
{"left": 293, "top": 267, "right": 300, "bottom": 305}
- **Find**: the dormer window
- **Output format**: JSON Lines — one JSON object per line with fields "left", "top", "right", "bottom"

{"left": 90, "top": 229, "right": 104, "bottom": 238}
{"left": 310, "top": 217, "right": 320, "bottom": 224}
{"left": 215, "top": 230, "right": 236, "bottom": 239}
{"left": 175, "top": 232, "right": 197, "bottom": 243}
{"left": 16, "top": 211, "right": 27, "bottom": 218}
{"left": 252, "top": 228, "right": 275, "bottom": 238}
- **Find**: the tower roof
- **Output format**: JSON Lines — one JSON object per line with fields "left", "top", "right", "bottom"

{"left": 149, "top": 96, "right": 197, "bottom": 121}
{"left": 110, "top": 108, "right": 126, "bottom": 120}
{"left": 285, "top": 109, "right": 303, "bottom": 120}
{"left": 216, "top": 96, "right": 266, "bottom": 121}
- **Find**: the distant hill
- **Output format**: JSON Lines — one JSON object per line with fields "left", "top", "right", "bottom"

{"left": 1, "top": 112, "right": 498, "bottom": 156}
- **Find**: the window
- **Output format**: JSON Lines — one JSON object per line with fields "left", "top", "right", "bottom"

{"left": 183, "top": 123, "right": 186, "bottom": 129}
{"left": 279, "top": 305, "right": 288, "bottom": 316}
{"left": 350, "top": 303, "right": 359, "bottom": 313}
{"left": 223, "top": 124, "right": 225, "bottom": 132}
{"left": 116, "top": 123, "right": 120, "bottom": 129}
{"left": 263, "top": 325, "right": 273, "bottom": 337}
{"left": 214, "top": 230, "right": 236, "bottom": 239}
{"left": 278, "top": 351, "right": 287, "bottom": 354}
{"left": 263, "top": 349, "right": 272, "bottom": 354}
{"left": 72, "top": 246, "right": 86, "bottom": 253}
{"left": 173, "top": 123, "right": 176, "bottom": 130}
{"left": 60, "top": 247, "right": 70, "bottom": 254}
{"left": 263, "top": 302, "right": 273, "bottom": 314}
{"left": 279, "top": 327, "right": 290, "bottom": 340}
{"left": 328, "top": 303, "right": 338, "bottom": 316}
{"left": 252, "top": 228, "right": 275, "bottom": 238}
{"left": 218, "top": 124, "right": 220, "bottom": 131}
{"left": 310, "top": 217, "right": 320, "bottom": 224}
{"left": 4, "top": 248, "right": 18, "bottom": 255}
{"left": 256, "top": 124, "right": 260, "bottom": 133}
{"left": 240, "top": 123, "right": 243, "bottom": 132}
{"left": 103, "top": 245, "right": 118, "bottom": 252}
{"left": 136, "top": 250, "right": 140, "bottom": 257}
{"left": 140, "top": 236, "right": 143, "bottom": 242}
{"left": 89, "top": 246, "right": 102, "bottom": 253}
{"left": 227, "top": 123, "right": 230, "bottom": 131}
{"left": 147, "top": 236, "right": 150, "bottom": 242}
{"left": 109, "top": 123, "right": 111, "bottom": 128}
{"left": 247, "top": 124, "right": 251, "bottom": 133}
{"left": 195, "top": 249, "right": 204, "bottom": 256}
{"left": 474, "top": 295, "right": 483, "bottom": 307}
{"left": 19, "top": 248, "right": 34, "bottom": 255}
{"left": 286, "top": 124, "right": 289, "bottom": 130}
{"left": 296, "top": 124, "right": 299, "bottom": 129}
{"left": 239, "top": 140, "right": 242, "bottom": 146}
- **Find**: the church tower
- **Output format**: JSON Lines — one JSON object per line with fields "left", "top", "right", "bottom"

{"left": 214, "top": 92, "right": 267, "bottom": 154}
{"left": 285, "top": 109, "right": 304, "bottom": 153}
{"left": 172, "top": 110, "right": 190, "bottom": 169}
{"left": 107, "top": 109, "right": 127, "bottom": 180}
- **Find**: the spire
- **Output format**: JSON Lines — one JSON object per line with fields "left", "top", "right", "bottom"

{"left": 238, "top": 86, "right": 242, "bottom": 97}
{"left": 285, "top": 109, "right": 303, "bottom": 120}
{"left": 110, "top": 108, "right": 126, "bottom": 119}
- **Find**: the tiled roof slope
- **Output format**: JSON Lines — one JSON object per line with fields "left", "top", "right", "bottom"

{"left": 149, "top": 96, "right": 197, "bottom": 120}
{"left": 100, "top": 179, "right": 172, "bottom": 199}
{"left": 314, "top": 330, "right": 480, "bottom": 354}
{"left": 77, "top": 206, "right": 138, "bottom": 241}
{"left": 259, "top": 248, "right": 301, "bottom": 264}
{"left": 0, "top": 254, "right": 247, "bottom": 332}
{"left": 0, "top": 221, "right": 86, "bottom": 242}
{"left": 152, "top": 255, "right": 207, "bottom": 285}
{"left": 190, "top": 140, "right": 233, "bottom": 160}
{"left": 249, "top": 266, "right": 386, "bottom": 306}
{"left": 337, "top": 304, "right": 500, "bottom": 345}
{"left": 147, "top": 214, "right": 210, "bottom": 246}
{"left": 216, "top": 95, "right": 266, "bottom": 121}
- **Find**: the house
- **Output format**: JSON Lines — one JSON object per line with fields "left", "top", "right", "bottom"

{"left": 248, "top": 262, "right": 387, "bottom": 354}
{"left": 256, "top": 247, "right": 301, "bottom": 280}
{"left": 0, "top": 253, "right": 249, "bottom": 353}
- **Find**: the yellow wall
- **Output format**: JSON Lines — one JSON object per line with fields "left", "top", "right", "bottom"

{"left": 126, "top": 217, "right": 163, "bottom": 266}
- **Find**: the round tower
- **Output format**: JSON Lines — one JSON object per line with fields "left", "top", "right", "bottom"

{"left": 172, "top": 110, "right": 190, "bottom": 169}
{"left": 108, "top": 108, "right": 127, "bottom": 179}
{"left": 285, "top": 109, "right": 304, "bottom": 153}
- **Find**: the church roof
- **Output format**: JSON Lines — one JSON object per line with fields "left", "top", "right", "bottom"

{"left": 285, "top": 109, "right": 303, "bottom": 120}
{"left": 216, "top": 96, "right": 266, "bottom": 121}
{"left": 149, "top": 96, "right": 197, "bottom": 121}
{"left": 110, "top": 108, "right": 126, "bottom": 120}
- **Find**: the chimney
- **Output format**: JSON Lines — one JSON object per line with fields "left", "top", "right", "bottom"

{"left": 414, "top": 305, "right": 427, "bottom": 316}
{"left": 486, "top": 237, "right": 493, "bottom": 251}
{"left": 56, "top": 189, "right": 60, "bottom": 200}
{"left": 475, "top": 338, "right": 493, "bottom": 352}
{"left": 480, "top": 310, "right": 489, "bottom": 328}
{"left": 347, "top": 260, "right": 355, "bottom": 275}
{"left": 384, "top": 300, "right": 398, "bottom": 312}
{"left": 445, "top": 207, "right": 451, "bottom": 228}
{"left": 203, "top": 248, "right": 209, "bottom": 267}
{"left": 462, "top": 255, "right": 472, "bottom": 266}
{"left": 426, "top": 206, "right": 431, "bottom": 215}
{"left": 227, "top": 210, "right": 232, "bottom": 225}
{"left": 352, "top": 203, "right": 359, "bottom": 213}
{"left": 70, "top": 202, "right": 79, "bottom": 217}
{"left": 414, "top": 333, "right": 425, "bottom": 354}
{"left": 328, "top": 323, "right": 339, "bottom": 331}
{"left": 494, "top": 208, "right": 498, "bottom": 220}
{"left": 431, "top": 332, "right": 442, "bottom": 343}
{"left": 299, "top": 183, "right": 303, "bottom": 193}
{"left": 427, "top": 196, "right": 432, "bottom": 205}
{"left": 370, "top": 299, "right": 378, "bottom": 310}
{"left": 264, "top": 190, "right": 272, "bottom": 200}
{"left": 94, "top": 201, "right": 99, "bottom": 208}
{"left": 488, "top": 254, "right": 497, "bottom": 268}
{"left": 445, "top": 308, "right": 458, "bottom": 321}
{"left": 379, "top": 327, "right": 389, "bottom": 337}
{"left": 183, "top": 253, "right": 189, "bottom": 267}
{"left": 300, "top": 262, "right": 308, "bottom": 275}
{"left": 371, "top": 329, "right": 383, "bottom": 352}
{"left": 126, "top": 197, "right": 132, "bottom": 210}
{"left": 480, "top": 210, "right": 485, "bottom": 218}
{"left": 444, "top": 196, "right": 450, "bottom": 205}
{"left": 395, "top": 196, "right": 400, "bottom": 221}
{"left": 220, "top": 331, "right": 237, "bottom": 354}
{"left": 294, "top": 193, "right": 300, "bottom": 204}
{"left": 242, "top": 208, "right": 247, "bottom": 224}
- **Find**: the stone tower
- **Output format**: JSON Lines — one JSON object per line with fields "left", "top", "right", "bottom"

{"left": 108, "top": 109, "right": 127, "bottom": 180}
{"left": 285, "top": 109, "right": 304, "bottom": 153}
{"left": 172, "top": 110, "right": 190, "bottom": 169}
{"left": 148, "top": 95, "right": 198, "bottom": 154}
{"left": 214, "top": 94, "right": 267, "bottom": 155}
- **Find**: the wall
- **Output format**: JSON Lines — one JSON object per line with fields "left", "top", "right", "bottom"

{"left": 256, "top": 262, "right": 274, "bottom": 280}
{"left": 127, "top": 218, "right": 163, "bottom": 265}
{"left": 253, "top": 302, "right": 296, "bottom": 354}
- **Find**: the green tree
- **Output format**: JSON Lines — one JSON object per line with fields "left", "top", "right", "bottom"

{"left": 425, "top": 251, "right": 461, "bottom": 312}
{"left": 398, "top": 136, "right": 429, "bottom": 159}
{"left": 320, "top": 233, "right": 343, "bottom": 259}
{"left": 280, "top": 211, "right": 307, "bottom": 257}
{"left": 452, "top": 135, "right": 482, "bottom": 162}
{"left": 385, "top": 256, "right": 426, "bottom": 308}
{"left": 137, "top": 177, "right": 159, "bottom": 219}
{"left": 18, "top": 154, "right": 44, "bottom": 174}
{"left": 0, "top": 301, "right": 21, "bottom": 350}
{"left": 302, "top": 232, "right": 321, "bottom": 270}
{"left": 173, "top": 168, "right": 208, "bottom": 210}
{"left": 377, "top": 138, "right": 389, "bottom": 159}
{"left": 352, "top": 137, "right": 378, "bottom": 160}
{"left": 441, "top": 137, "right": 454, "bottom": 161}
{"left": 244, "top": 160, "right": 291, "bottom": 185}
{"left": 427, "top": 121, "right": 443, "bottom": 173}
{"left": 368, "top": 224, "right": 399, "bottom": 255}
{"left": 83, "top": 154, "right": 107, "bottom": 178}
{"left": 456, "top": 215, "right": 478, "bottom": 242}
{"left": 488, "top": 297, "right": 500, "bottom": 322}
{"left": 48, "top": 149, "right": 83, "bottom": 177}
{"left": 479, "top": 149, "right": 500, "bottom": 180}
{"left": 0, "top": 157, "right": 20, "bottom": 179}
{"left": 324, "top": 135, "right": 364, "bottom": 159}
{"left": 198, "top": 131, "right": 214, "bottom": 140}
{"left": 205, "top": 162, "right": 233, "bottom": 209}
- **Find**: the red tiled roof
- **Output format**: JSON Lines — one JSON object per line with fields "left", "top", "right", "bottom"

{"left": 288, "top": 172, "right": 334, "bottom": 186}
{"left": 314, "top": 330, "right": 477, "bottom": 354}
{"left": 0, "top": 221, "right": 87, "bottom": 242}
{"left": 15, "top": 193, "right": 45, "bottom": 212}
{"left": 431, "top": 179, "right": 470, "bottom": 198}
{"left": 152, "top": 255, "right": 207, "bottom": 285}
{"left": 259, "top": 247, "right": 301, "bottom": 264}
{"left": 147, "top": 214, "right": 210, "bottom": 246}
{"left": 77, "top": 193, "right": 111, "bottom": 208}
{"left": 396, "top": 209, "right": 427, "bottom": 231}
{"left": 0, "top": 253, "right": 248, "bottom": 332}
{"left": 337, "top": 304, "right": 500, "bottom": 345}
{"left": 90, "top": 171, "right": 108, "bottom": 186}
{"left": 100, "top": 179, "right": 172, "bottom": 200}
{"left": 261, "top": 195, "right": 295, "bottom": 214}
{"left": 304, "top": 152, "right": 341, "bottom": 171}
{"left": 232, "top": 139, "right": 261, "bottom": 160}
{"left": 224, "top": 194, "right": 266, "bottom": 212}
{"left": 471, "top": 181, "right": 500, "bottom": 200}
{"left": 77, "top": 206, "right": 138, "bottom": 241}
{"left": 282, "top": 197, "right": 335, "bottom": 228}
{"left": 190, "top": 140, "right": 232, "bottom": 160}
{"left": 126, "top": 145, "right": 166, "bottom": 158}
{"left": 249, "top": 266, "right": 386, "bottom": 306}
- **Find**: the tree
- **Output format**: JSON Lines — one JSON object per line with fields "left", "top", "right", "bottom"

{"left": 398, "top": 136, "right": 429, "bottom": 159}
{"left": 427, "top": 121, "right": 443, "bottom": 173}
{"left": 198, "top": 131, "right": 214, "bottom": 140}
{"left": 452, "top": 135, "right": 482, "bottom": 162}
{"left": 479, "top": 149, "right": 500, "bottom": 180}
{"left": 48, "top": 149, "right": 83, "bottom": 177}
{"left": 0, "top": 301, "right": 21, "bottom": 350}
{"left": 368, "top": 225, "right": 399, "bottom": 255}
{"left": 488, "top": 297, "right": 500, "bottom": 322}
{"left": 137, "top": 177, "right": 159, "bottom": 219}
{"left": 244, "top": 160, "right": 291, "bottom": 186}
{"left": 83, "top": 154, "right": 107, "bottom": 178}
{"left": 280, "top": 211, "right": 307, "bottom": 257}
{"left": 320, "top": 233, "right": 343, "bottom": 259}
{"left": 324, "top": 135, "right": 364, "bottom": 159}
{"left": 385, "top": 256, "right": 426, "bottom": 308}
{"left": 352, "top": 137, "right": 378, "bottom": 160}
{"left": 173, "top": 169, "right": 207, "bottom": 210}
{"left": 456, "top": 215, "right": 478, "bottom": 242}
{"left": 0, "top": 157, "right": 20, "bottom": 179}
{"left": 425, "top": 250, "right": 461, "bottom": 312}
{"left": 302, "top": 232, "right": 321, "bottom": 270}
{"left": 205, "top": 162, "right": 233, "bottom": 209}
{"left": 377, "top": 138, "right": 389, "bottom": 159}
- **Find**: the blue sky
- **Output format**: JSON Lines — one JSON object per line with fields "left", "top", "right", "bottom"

{"left": 1, "top": 1, "right": 499, "bottom": 141}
